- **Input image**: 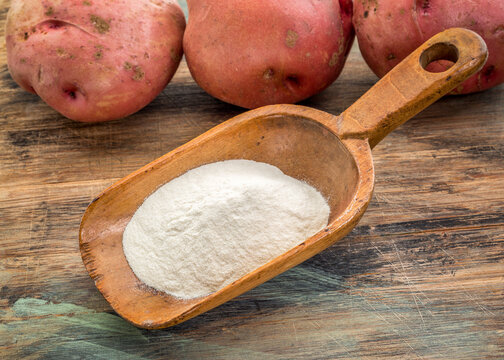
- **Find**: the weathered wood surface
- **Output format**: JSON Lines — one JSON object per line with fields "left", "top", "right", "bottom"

{"left": 1, "top": 0, "right": 503, "bottom": 358}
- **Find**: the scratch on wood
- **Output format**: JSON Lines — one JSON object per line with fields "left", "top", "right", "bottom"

{"left": 393, "top": 241, "right": 426, "bottom": 330}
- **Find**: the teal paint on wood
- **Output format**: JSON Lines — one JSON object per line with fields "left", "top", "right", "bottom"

{"left": 3, "top": 256, "right": 500, "bottom": 359}
{"left": 42, "top": 341, "right": 148, "bottom": 360}
{"left": 2, "top": 298, "right": 148, "bottom": 358}
{"left": 13, "top": 298, "right": 91, "bottom": 317}
{"left": 8, "top": 298, "right": 146, "bottom": 337}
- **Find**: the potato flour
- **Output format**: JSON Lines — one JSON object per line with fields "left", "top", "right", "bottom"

{"left": 122, "top": 159, "right": 330, "bottom": 299}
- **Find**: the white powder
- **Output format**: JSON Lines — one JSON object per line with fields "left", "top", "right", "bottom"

{"left": 122, "top": 159, "right": 330, "bottom": 299}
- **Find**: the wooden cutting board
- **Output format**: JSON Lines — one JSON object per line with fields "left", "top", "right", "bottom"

{"left": 1, "top": 2, "right": 503, "bottom": 359}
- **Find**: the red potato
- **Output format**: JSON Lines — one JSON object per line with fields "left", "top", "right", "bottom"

{"left": 183, "top": 0, "right": 354, "bottom": 109}
{"left": 353, "top": 0, "right": 504, "bottom": 94}
{"left": 6, "top": 0, "right": 185, "bottom": 122}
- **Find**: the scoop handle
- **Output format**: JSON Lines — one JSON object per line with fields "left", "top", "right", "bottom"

{"left": 339, "top": 28, "right": 488, "bottom": 148}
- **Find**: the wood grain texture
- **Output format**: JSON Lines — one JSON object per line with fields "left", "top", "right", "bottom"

{"left": 1, "top": 0, "right": 503, "bottom": 357}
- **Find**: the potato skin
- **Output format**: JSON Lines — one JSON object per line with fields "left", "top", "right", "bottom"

{"left": 183, "top": 0, "right": 354, "bottom": 109}
{"left": 354, "top": 0, "right": 504, "bottom": 94}
{"left": 6, "top": 0, "right": 185, "bottom": 122}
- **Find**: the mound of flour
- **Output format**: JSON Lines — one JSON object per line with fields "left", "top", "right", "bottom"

{"left": 122, "top": 159, "right": 329, "bottom": 299}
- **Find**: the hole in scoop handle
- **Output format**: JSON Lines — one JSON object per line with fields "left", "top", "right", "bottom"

{"left": 339, "top": 28, "right": 488, "bottom": 148}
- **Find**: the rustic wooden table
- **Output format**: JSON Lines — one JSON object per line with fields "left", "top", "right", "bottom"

{"left": 1, "top": 2, "right": 503, "bottom": 359}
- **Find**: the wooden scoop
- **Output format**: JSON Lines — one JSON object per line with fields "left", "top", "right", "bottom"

{"left": 80, "top": 28, "right": 487, "bottom": 329}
